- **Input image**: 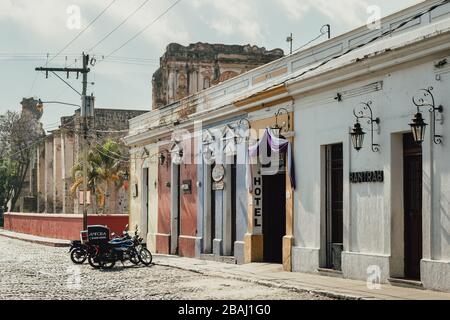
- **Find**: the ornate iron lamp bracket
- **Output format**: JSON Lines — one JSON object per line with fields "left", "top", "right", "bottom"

{"left": 353, "top": 101, "right": 381, "bottom": 152}
{"left": 412, "top": 86, "right": 444, "bottom": 145}
{"left": 273, "top": 107, "right": 291, "bottom": 133}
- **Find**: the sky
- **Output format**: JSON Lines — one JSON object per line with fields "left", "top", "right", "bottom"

{"left": 0, "top": 0, "right": 424, "bottom": 131}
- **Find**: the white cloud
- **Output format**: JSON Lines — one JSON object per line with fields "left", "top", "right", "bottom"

{"left": 210, "top": 19, "right": 234, "bottom": 36}
{"left": 0, "top": 0, "right": 72, "bottom": 38}
{"left": 0, "top": 0, "right": 190, "bottom": 52}
{"left": 277, "top": 0, "right": 369, "bottom": 28}
{"left": 191, "top": 0, "right": 265, "bottom": 42}
{"left": 0, "top": 0, "right": 427, "bottom": 125}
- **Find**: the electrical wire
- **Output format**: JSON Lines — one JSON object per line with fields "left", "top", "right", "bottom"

{"left": 292, "top": 31, "right": 328, "bottom": 53}
{"left": 236, "top": 0, "right": 450, "bottom": 105}
{"left": 134, "top": 0, "right": 450, "bottom": 137}
{"left": 99, "top": 0, "right": 182, "bottom": 63}
{"left": 47, "top": 0, "right": 117, "bottom": 64}
{"left": 88, "top": 0, "right": 152, "bottom": 53}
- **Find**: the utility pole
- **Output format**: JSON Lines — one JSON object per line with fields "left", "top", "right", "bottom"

{"left": 36, "top": 53, "right": 93, "bottom": 230}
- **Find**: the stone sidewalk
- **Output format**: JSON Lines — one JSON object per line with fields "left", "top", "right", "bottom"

{"left": 153, "top": 255, "right": 450, "bottom": 300}
{"left": 2, "top": 228, "right": 450, "bottom": 300}
{"left": 0, "top": 229, "right": 70, "bottom": 247}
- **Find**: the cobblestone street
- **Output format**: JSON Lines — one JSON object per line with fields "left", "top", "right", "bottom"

{"left": 0, "top": 236, "right": 330, "bottom": 300}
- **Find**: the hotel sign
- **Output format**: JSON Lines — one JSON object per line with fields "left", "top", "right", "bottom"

{"left": 350, "top": 171, "right": 384, "bottom": 183}
{"left": 253, "top": 167, "right": 263, "bottom": 235}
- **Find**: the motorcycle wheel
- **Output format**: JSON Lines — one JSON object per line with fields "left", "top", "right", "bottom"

{"left": 138, "top": 248, "right": 153, "bottom": 266}
{"left": 88, "top": 255, "right": 101, "bottom": 269}
{"left": 130, "top": 251, "right": 140, "bottom": 265}
{"left": 100, "top": 259, "right": 115, "bottom": 270}
{"left": 70, "top": 248, "right": 87, "bottom": 264}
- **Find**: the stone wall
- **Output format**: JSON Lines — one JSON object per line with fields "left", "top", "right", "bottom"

{"left": 152, "top": 42, "right": 284, "bottom": 109}
{"left": 4, "top": 212, "right": 128, "bottom": 240}
{"left": 18, "top": 108, "right": 147, "bottom": 215}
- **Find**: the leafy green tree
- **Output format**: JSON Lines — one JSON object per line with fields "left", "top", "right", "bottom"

{"left": 0, "top": 159, "right": 17, "bottom": 213}
{"left": 71, "top": 139, "right": 127, "bottom": 214}
{"left": 0, "top": 108, "right": 44, "bottom": 212}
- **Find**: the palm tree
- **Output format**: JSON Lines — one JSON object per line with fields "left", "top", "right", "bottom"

{"left": 71, "top": 139, "right": 127, "bottom": 214}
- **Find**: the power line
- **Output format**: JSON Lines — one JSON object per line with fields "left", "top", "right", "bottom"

{"left": 0, "top": 135, "right": 47, "bottom": 161}
{"left": 49, "top": 71, "right": 82, "bottom": 96}
{"left": 88, "top": 0, "right": 152, "bottom": 53}
{"left": 240, "top": 0, "right": 450, "bottom": 104}
{"left": 47, "top": 0, "right": 117, "bottom": 64}
{"left": 100, "top": 0, "right": 182, "bottom": 62}
{"left": 292, "top": 31, "right": 327, "bottom": 53}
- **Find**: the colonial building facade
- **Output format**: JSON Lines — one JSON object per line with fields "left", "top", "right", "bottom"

{"left": 128, "top": 42, "right": 284, "bottom": 256}
{"left": 126, "top": 0, "right": 450, "bottom": 292}
{"left": 17, "top": 108, "right": 146, "bottom": 215}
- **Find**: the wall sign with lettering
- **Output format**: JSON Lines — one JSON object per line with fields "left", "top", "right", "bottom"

{"left": 350, "top": 171, "right": 384, "bottom": 183}
{"left": 252, "top": 167, "right": 263, "bottom": 235}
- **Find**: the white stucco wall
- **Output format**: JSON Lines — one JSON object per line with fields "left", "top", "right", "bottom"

{"left": 292, "top": 55, "right": 450, "bottom": 290}
{"left": 128, "top": 145, "right": 158, "bottom": 252}
{"left": 128, "top": 150, "right": 141, "bottom": 232}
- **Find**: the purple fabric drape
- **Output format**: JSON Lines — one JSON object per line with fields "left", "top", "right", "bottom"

{"left": 246, "top": 128, "right": 296, "bottom": 191}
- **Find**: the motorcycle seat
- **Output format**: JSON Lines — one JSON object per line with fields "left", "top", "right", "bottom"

{"left": 110, "top": 236, "right": 128, "bottom": 243}
{"left": 108, "top": 239, "right": 133, "bottom": 247}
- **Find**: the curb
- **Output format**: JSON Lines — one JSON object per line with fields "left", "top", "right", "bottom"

{"left": 0, "top": 232, "right": 70, "bottom": 247}
{"left": 154, "top": 261, "right": 366, "bottom": 301}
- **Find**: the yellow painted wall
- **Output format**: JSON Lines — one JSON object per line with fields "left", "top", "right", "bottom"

{"left": 245, "top": 108, "right": 295, "bottom": 270}
{"left": 147, "top": 144, "right": 159, "bottom": 252}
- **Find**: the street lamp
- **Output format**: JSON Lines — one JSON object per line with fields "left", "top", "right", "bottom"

{"left": 158, "top": 153, "right": 166, "bottom": 166}
{"left": 350, "top": 121, "right": 366, "bottom": 151}
{"left": 350, "top": 101, "right": 380, "bottom": 152}
{"left": 38, "top": 99, "right": 81, "bottom": 108}
{"left": 409, "top": 112, "right": 428, "bottom": 144}
{"left": 411, "top": 87, "right": 443, "bottom": 145}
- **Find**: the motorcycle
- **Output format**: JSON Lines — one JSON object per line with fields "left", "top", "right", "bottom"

{"left": 69, "top": 228, "right": 100, "bottom": 265}
{"left": 70, "top": 224, "right": 128, "bottom": 266}
{"left": 69, "top": 240, "right": 88, "bottom": 264}
{"left": 89, "top": 225, "right": 152, "bottom": 269}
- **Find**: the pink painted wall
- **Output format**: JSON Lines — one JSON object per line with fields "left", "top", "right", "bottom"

{"left": 4, "top": 213, "right": 129, "bottom": 240}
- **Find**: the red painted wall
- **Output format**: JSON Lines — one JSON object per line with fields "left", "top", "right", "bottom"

{"left": 4, "top": 213, "right": 128, "bottom": 240}
{"left": 156, "top": 139, "right": 198, "bottom": 258}
{"left": 179, "top": 137, "right": 197, "bottom": 257}
{"left": 157, "top": 144, "right": 172, "bottom": 254}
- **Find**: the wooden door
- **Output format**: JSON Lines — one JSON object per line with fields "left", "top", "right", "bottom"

{"left": 326, "top": 144, "right": 343, "bottom": 270}
{"left": 231, "top": 157, "right": 237, "bottom": 255}
{"left": 403, "top": 133, "right": 423, "bottom": 280}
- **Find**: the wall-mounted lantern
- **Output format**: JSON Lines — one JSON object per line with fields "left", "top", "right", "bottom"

{"left": 350, "top": 121, "right": 365, "bottom": 151}
{"left": 158, "top": 153, "right": 166, "bottom": 166}
{"left": 350, "top": 101, "right": 380, "bottom": 152}
{"left": 411, "top": 87, "right": 444, "bottom": 145}
{"left": 272, "top": 107, "right": 291, "bottom": 136}
{"left": 158, "top": 149, "right": 170, "bottom": 167}
{"left": 410, "top": 112, "right": 427, "bottom": 144}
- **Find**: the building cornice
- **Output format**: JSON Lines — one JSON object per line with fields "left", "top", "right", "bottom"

{"left": 125, "top": 3, "right": 450, "bottom": 147}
